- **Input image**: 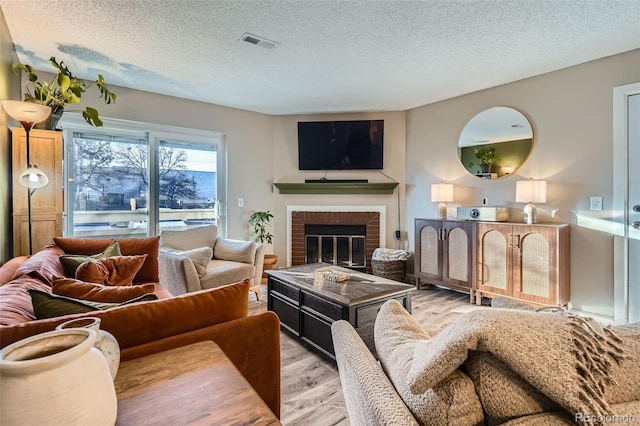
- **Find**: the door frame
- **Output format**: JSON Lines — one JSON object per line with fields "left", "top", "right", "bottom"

{"left": 613, "top": 82, "right": 640, "bottom": 324}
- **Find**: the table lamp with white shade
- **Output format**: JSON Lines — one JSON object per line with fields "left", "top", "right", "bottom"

{"left": 515, "top": 179, "right": 547, "bottom": 224}
{"left": 431, "top": 183, "right": 454, "bottom": 219}
{"left": 2, "top": 100, "right": 52, "bottom": 254}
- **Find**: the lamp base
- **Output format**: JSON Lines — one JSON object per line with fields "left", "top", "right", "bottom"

{"left": 437, "top": 202, "right": 447, "bottom": 220}
{"left": 523, "top": 202, "right": 537, "bottom": 224}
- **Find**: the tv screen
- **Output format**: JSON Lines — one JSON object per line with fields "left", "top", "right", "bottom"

{"left": 297, "top": 120, "right": 384, "bottom": 170}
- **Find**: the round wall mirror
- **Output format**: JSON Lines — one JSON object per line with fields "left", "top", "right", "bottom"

{"left": 458, "top": 107, "right": 533, "bottom": 179}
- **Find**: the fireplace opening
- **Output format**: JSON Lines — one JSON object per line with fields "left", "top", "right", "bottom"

{"left": 305, "top": 224, "right": 366, "bottom": 271}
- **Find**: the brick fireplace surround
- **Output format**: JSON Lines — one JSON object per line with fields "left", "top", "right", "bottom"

{"left": 290, "top": 211, "right": 381, "bottom": 273}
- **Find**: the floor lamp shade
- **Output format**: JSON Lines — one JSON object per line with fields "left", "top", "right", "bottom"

{"left": 1, "top": 100, "right": 51, "bottom": 128}
{"left": 431, "top": 183, "right": 454, "bottom": 219}
{"left": 19, "top": 166, "right": 49, "bottom": 189}
{"left": 515, "top": 180, "right": 547, "bottom": 224}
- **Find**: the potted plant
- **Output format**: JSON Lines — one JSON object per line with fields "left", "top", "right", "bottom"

{"left": 12, "top": 56, "right": 116, "bottom": 129}
{"left": 469, "top": 147, "right": 500, "bottom": 173}
{"left": 249, "top": 210, "right": 277, "bottom": 281}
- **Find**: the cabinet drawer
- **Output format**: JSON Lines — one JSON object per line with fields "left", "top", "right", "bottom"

{"left": 271, "top": 279, "right": 300, "bottom": 305}
{"left": 356, "top": 297, "right": 408, "bottom": 328}
{"left": 270, "top": 295, "right": 300, "bottom": 335}
{"left": 302, "top": 292, "right": 344, "bottom": 321}
{"left": 301, "top": 311, "right": 335, "bottom": 358}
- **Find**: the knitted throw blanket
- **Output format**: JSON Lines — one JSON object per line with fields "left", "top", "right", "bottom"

{"left": 407, "top": 309, "right": 626, "bottom": 425}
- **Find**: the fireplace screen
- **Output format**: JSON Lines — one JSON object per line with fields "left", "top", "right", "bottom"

{"left": 305, "top": 225, "right": 366, "bottom": 270}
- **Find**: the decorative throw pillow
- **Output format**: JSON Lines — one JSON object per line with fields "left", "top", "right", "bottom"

{"left": 159, "top": 246, "right": 212, "bottom": 277}
{"left": 29, "top": 289, "right": 158, "bottom": 320}
{"left": 160, "top": 225, "right": 217, "bottom": 252}
{"left": 59, "top": 240, "right": 122, "bottom": 278}
{"left": 12, "top": 245, "right": 66, "bottom": 285}
{"left": 374, "top": 299, "right": 485, "bottom": 426}
{"left": 213, "top": 237, "right": 256, "bottom": 264}
{"left": 75, "top": 255, "right": 147, "bottom": 286}
{"left": 52, "top": 277, "right": 156, "bottom": 303}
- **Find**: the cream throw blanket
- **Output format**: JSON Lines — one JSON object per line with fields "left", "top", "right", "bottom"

{"left": 407, "top": 309, "right": 626, "bottom": 425}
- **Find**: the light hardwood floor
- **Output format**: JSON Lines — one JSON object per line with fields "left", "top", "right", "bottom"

{"left": 249, "top": 285, "right": 480, "bottom": 426}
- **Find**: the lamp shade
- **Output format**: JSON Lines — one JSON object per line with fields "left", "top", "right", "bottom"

{"left": 515, "top": 180, "right": 547, "bottom": 203}
{"left": 1, "top": 100, "right": 51, "bottom": 128}
{"left": 19, "top": 166, "right": 49, "bottom": 189}
{"left": 431, "top": 183, "right": 454, "bottom": 203}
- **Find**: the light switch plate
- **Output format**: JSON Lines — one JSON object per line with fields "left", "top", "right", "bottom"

{"left": 238, "top": 198, "right": 244, "bottom": 208}
{"left": 590, "top": 196, "right": 602, "bottom": 211}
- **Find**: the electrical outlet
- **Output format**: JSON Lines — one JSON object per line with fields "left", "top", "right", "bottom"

{"left": 238, "top": 198, "right": 244, "bottom": 208}
{"left": 590, "top": 196, "right": 602, "bottom": 211}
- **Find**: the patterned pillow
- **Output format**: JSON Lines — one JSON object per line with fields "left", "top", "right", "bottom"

{"left": 52, "top": 277, "right": 156, "bottom": 303}
{"left": 75, "top": 255, "right": 147, "bottom": 286}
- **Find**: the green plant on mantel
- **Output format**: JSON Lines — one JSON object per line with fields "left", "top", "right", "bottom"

{"left": 249, "top": 211, "right": 274, "bottom": 244}
{"left": 12, "top": 56, "right": 116, "bottom": 127}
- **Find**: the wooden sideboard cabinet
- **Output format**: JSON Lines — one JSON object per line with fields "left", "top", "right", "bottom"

{"left": 475, "top": 222, "right": 570, "bottom": 307}
{"left": 414, "top": 219, "right": 476, "bottom": 301}
{"left": 12, "top": 129, "right": 64, "bottom": 256}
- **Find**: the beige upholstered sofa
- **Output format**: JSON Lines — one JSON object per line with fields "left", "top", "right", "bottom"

{"left": 158, "top": 225, "right": 265, "bottom": 299}
{"left": 332, "top": 298, "right": 640, "bottom": 425}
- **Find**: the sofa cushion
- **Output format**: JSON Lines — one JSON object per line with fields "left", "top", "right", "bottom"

{"left": 0, "top": 276, "right": 52, "bottom": 325}
{"left": 59, "top": 240, "right": 122, "bottom": 277}
{"left": 54, "top": 236, "right": 160, "bottom": 283}
{"left": 159, "top": 246, "right": 212, "bottom": 277}
{"left": 160, "top": 225, "right": 217, "bottom": 252}
{"left": 374, "top": 299, "right": 484, "bottom": 426}
{"left": 199, "top": 260, "right": 255, "bottom": 289}
{"left": 213, "top": 238, "right": 256, "bottom": 264}
{"left": 12, "top": 245, "right": 65, "bottom": 285}
{"left": 29, "top": 289, "right": 158, "bottom": 319}
{"left": 75, "top": 255, "right": 148, "bottom": 286}
{"left": 52, "top": 277, "right": 156, "bottom": 303}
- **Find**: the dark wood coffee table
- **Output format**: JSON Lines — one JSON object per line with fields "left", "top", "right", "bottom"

{"left": 267, "top": 263, "right": 413, "bottom": 360}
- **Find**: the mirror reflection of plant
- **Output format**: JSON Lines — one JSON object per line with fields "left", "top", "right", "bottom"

{"left": 468, "top": 147, "right": 501, "bottom": 172}
{"left": 12, "top": 56, "right": 116, "bottom": 126}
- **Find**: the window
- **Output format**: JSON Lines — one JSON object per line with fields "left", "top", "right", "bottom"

{"left": 61, "top": 115, "right": 226, "bottom": 238}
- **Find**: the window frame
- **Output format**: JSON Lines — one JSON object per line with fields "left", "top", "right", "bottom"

{"left": 60, "top": 113, "right": 227, "bottom": 238}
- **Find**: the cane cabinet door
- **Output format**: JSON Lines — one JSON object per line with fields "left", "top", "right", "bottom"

{"left": 477, "top": 223, "right": 512, "bottom": 297}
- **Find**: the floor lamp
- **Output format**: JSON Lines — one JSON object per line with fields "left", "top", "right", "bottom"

{"left": 2, "top": 100, "right": 52, "bottom": 255}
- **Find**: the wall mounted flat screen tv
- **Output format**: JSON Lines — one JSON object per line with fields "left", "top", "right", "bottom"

{"left": 298, "top": 120, "right": 384, "bottom": 170}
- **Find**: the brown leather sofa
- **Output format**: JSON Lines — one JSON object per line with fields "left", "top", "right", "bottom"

{"left": 0, "top": 237, "right": 281, "bottom": 418}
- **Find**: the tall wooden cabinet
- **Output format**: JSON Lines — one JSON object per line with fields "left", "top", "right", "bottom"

{"left": 414, "top": 219, "right": 475, "bottom": 301}
{"left": 475, "top": 222, "right": 570, "bottom": 307}
{"left": 12, "top": 128, "right": 64, "bottom": 256}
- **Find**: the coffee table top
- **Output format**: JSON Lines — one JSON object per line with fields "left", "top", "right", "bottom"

{"left": 266, "top": 263, "right": 413, "bottom": 306}
{"left": 115, "top": 341, "right": 280, "bottom": 425}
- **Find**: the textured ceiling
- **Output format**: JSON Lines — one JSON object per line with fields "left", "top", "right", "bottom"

{"left": 1, "top": 0, "right": 639, "bottom": 115}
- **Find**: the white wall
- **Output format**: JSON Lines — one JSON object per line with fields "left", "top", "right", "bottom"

{"left": 406, "top": 49, "right": 640, "bottom": 318}
{"left": 271, "top": 111, "right": 407, "bottom": 264}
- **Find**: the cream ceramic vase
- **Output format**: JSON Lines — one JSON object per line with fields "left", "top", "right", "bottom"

{"left": 0, "top": 328, "right": 117, "bottom": 426}
{"left": 56, "top": 316, "right": 120, "bottom": 378}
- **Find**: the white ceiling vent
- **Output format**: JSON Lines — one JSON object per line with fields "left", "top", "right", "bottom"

{"left": 240, "top": 33, "right": 279, "bottom": 50}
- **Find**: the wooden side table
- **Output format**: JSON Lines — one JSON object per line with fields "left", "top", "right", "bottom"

{"left": 115, "top": 341, "right": 280, "bottom": 425}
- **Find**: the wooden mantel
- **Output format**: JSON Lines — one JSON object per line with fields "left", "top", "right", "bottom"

{"left": 273, "top": 182, "right": 398, "bottom": 195}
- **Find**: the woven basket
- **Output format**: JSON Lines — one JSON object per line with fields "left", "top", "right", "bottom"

{"left": 371, "top": 259, "right": 407, "bottom": 282}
